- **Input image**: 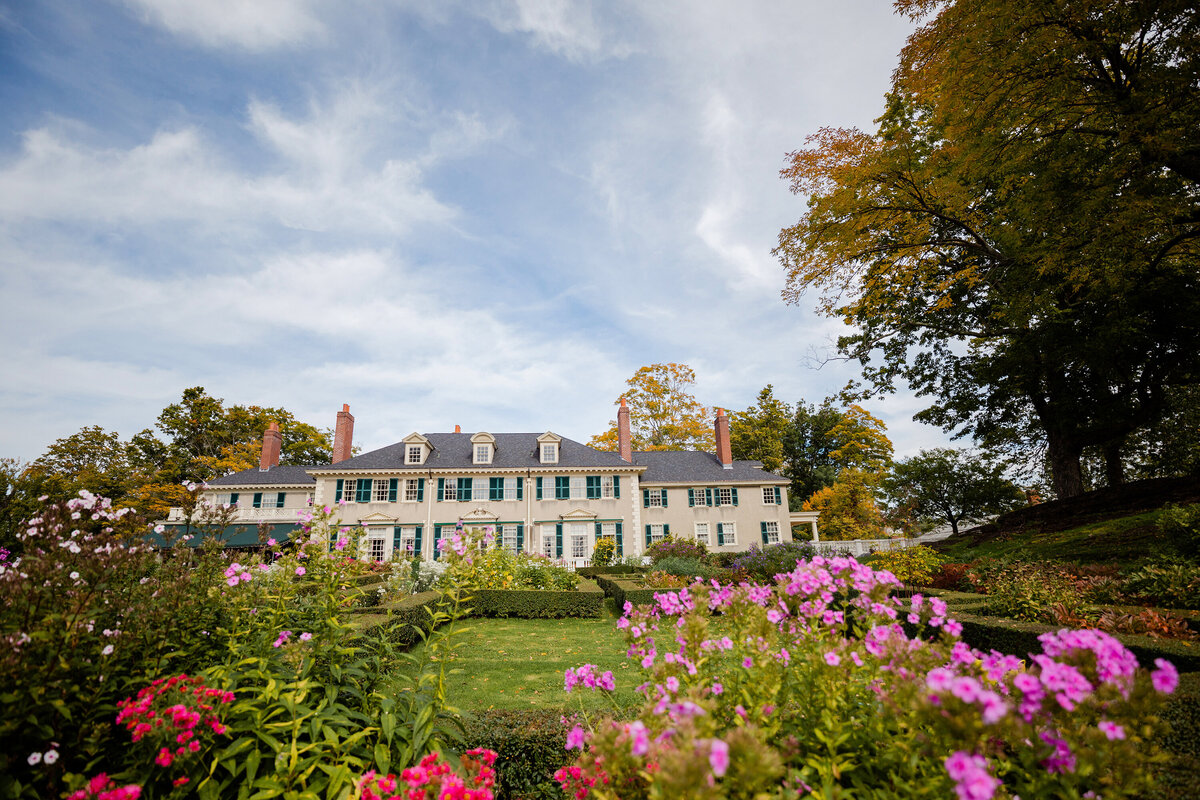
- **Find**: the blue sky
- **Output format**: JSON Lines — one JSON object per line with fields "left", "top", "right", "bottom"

{"left": 0, "top": 0, "right": 946, "bottom": 461}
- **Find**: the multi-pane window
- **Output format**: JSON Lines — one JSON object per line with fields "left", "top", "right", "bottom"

{"left": 368, "top": 537, "right": 386, "bottom": 562}
{"left": 541, "top": 443, "right": 557, "bottom": 463}
{"left": 721, "top": 522, "right": 737, "bottom": 546}
{"left": 693, "top": 487, "right": 710, "bottom": 506}
{"left": 647, "top": 490, "right": 663, "bottom": 507}
{"left": 570, "top": 476, "right": 585, "bottom": 500}
{"left": 602, "top": 476, "right": 615, "bottom": 498}
{"left": 541, "top": 525, "right": 556, "bottom": 558}
{"left": 695, "top": 522, "right": 710, "bottom": 545}
{"left": 718, "top": 487, "right": 734, "bottom": 506}
{"left": 398, "top": 527, "right": 417, "bottom": 555}
{"left": 504, "top": 477, "right": 518, "bottom": 500}
{"left": 601, "top": 521, "right": 617, "bottom": 539}
{"left": 501, "top": 524, "right": 519, "bottom": 553}
{"left": 259, "top": 493, "right": 280, "bottom": 509}
{"left": 374, "top": 479, "right": 390, "bottom": 502}
{"left": 649, "top": 524, "right": 666, "bottom": 543}
{"left": 407, "top": 446, "right": 422, "bottom": 464}
{"left": 475, "top": 444, "right": 491, "bottom": 464}
{"left": 572, "top": 534, "right": 587, "bottom": 558}
{"left": 473, "top": 477, "right": 488, "bottom": 502}
{"left": 214, "top": 493, "right": 233, "bottom": 507}
{"left": 443, "top": 479, "right": 458, "bottom": 501}
{"left": 763, "top": 487, "right": 774, "bottom": 505}
{"left": 405, "top": 479, "right": 420, "bottom": 502}
{"left": 763, "top": 521, "right": 781, "bottom": 544}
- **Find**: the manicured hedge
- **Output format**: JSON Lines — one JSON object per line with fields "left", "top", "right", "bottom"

{"left": 356, "top": 591, "right": 443, "bottom": 647}
{"left": 466, "top": 579, "right": 605, "bottom": 619}
{"left": 600, "top": 577, "right": 666, "bottom": 611}
{"left": 460, "top": 710, "right": 570, "bottom": 799}
{"left": 576, "top": 565, "right": 643, "bottom": 579}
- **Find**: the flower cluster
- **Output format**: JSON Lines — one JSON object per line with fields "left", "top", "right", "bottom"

{"left": 115, "top": 674, "right": 233, "bottom": 787}
{"left": 564, "top": 664, "right": 616, "bottom": 692}
{"left": 223, "top": 562, "right": 253, "bottom": 587}
{"left": 67, "top": 774, "right": 142, "bottom": 800}
{"left": 358, "top": 749, "right": 498, "bottom": 800}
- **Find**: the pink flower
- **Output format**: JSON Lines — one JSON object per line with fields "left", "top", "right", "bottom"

{"left": 299, "top": 632, "right": 312, "bottom": 641}
{"left": 295, "top": 566, "right": 306, "bottom": 577}
{"left": 1152, "top": 658, "right": 1179, "bottom": 694}
{"left": 565, "top": 725, "right": 586, "bottom": 751}
{"left": 709, "top": 739, "right": 729, "bottom": 777}
{"left": 627, "top": 721, "right": 650, "bottom": 757}
{"left": 742, "top": 657, "right": 753, "bottom": 669}
{"left": 1098, "top": 720, "right": 1126, "bottom": 740}
{"left": 943, "top": 751, "right": 1000, "bottom": 800}
{"left": 824, "top": 651, "right": 840, "bottom": 666}
{"left": 711, "top": 682, "right": 723, "bottom": 695}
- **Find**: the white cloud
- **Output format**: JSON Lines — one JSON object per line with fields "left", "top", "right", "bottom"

{"left": 119, "top": 0, "right": 326, "bottom": 50}
{"left": 475, "top": 0, "right": 611, "bottom": 61}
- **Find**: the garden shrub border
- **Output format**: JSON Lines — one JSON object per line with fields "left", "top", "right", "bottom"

{"left": 576, "top": 565, "right": 643, "bottom": 579}
{"left": 469, "top": 579, "right": 605, "bottom": 619}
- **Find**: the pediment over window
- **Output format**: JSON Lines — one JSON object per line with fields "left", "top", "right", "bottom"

{"left": 560, "top": 507, "right": 598, "bottom": 521}
{"left": 536, "top": 432, "right": 562, "bottom": 464}
{"left": 359, "top": 512, "right": 397, "bottom": 524}
{"left": 461, "top": 507, "right": 499, "bottom": 522}
{"left": 402, "top": 433, "right": 432, "bottom": 465}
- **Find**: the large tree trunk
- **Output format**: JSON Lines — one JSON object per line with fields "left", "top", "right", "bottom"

{"left": 1046, "top": 431, "right": 1085, "bottom": 498}
{"left": 1103, "top": 440, "right": 1126, "bottom": 487}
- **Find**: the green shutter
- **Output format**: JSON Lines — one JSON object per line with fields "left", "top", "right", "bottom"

{"left": 688, "top": 488, "right": 695, "bottom": 507}
{"left": 775, "top": 486, "right": 782, "bottom": 505}
{"left": 229, "top": 492, "right": 239, "bottom": 505}
{"left": 660, "top": 489, "right": 668, "bottom": 508}
{"left": 706, "top": 488, "right": 713, "bottom": 506}
{"left": 253, "top": 492, "right": 263, "bottom": 508}
{"left": 717, "top": 523, "right": 724, "bottom": 547}
{"left": 761, "top": 521, "right": 770, "bottom": 545}
{"left": 663, "top": 523, "right": 670, "bottom": 538}
{"left": 277, "top": 492, "right": 286, "bottom": 507}
{"left": 335, "top": 479, "right": 344, "bottom": 501}
{"left": 555, "top": 476, "right": 569, "bottom": 500}
{"left": 595, "top": 521, "right": 602, "bottom": 538}
{"left": 732, "top": 488, "right": 739, "bottom": 506}
{"left": 417, "top": 478, "right": 425, "bottom": 501}
{"left": 432, "top": 525, "right": 443, "bottom": 560}
{"left": 516, "top": 523, "right": 524, "bottom": 552}
{"left": 388, "top": 479, "right": 398, "bottom": 502}
{"left": 586, "top": 475, "right": 600, "bottom": 499}
{"left": 645, "top": 525, "right": 652, "bottom": 548}
{"left": 555, "top": 523, "right": 563, "bottom": 558}
{"left": 437, "top": 478, "right": 444, "bottom": 501}
{"left": 459, "top": 477, "right": 471, "bottom": 501}
{"left": 414, "top": 525, "right": 423, "bottom": 558}
{"left": 357, "top": 479, "right": 372, "bottom": 503}
{"left": 613, "top": 476, "right": 620, "bottom": 498}
{"left": 517, "top": 478, "right": 523, "bottom": 500}
{"left": 536, "top": 477, "right": 543, "bottom": 500}
{"left": 642, "top": 489, "right": 650, "bottom": 508}
{"left": 615, "top": 522, "right": 623, "bottom": 555}
{"left": 393, "top": 526, "right": 403, "bottom": 554}
{"left": 490, "top": 477, "right": 503, "bottom": 501}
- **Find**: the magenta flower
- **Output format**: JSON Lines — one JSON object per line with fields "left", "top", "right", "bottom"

{"left": 943, "top": 751, "right": 1000, "bottom": 800}
{"left": 1098, "top": 720, "right": 1126, "bottom": 740}
{"left": 1152, "top": 658, "right": 1179, "bottom": 694}
{"left": 299, "top": 632, "right": 312, "bottom": 642}
{"left": 627, "top": 721, "right": 649, "bottom": 756}
{"left": 824, "top": 651, "right": 840, "bottom": 667}
{"left": 295, "top": 566, "right": 306, "bottom": 577}
{"left": 565, "top": 725, "right": 586, "bottom": 751}
{"left": 709, "top": 739, "right": 729, "bottom": 777}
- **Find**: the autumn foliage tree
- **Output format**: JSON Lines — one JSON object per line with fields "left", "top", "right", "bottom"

{"left": 775, "top": 0, "right": 1200, "bottom": 498}
{"left": 590, "top": 364, "right": 715, "bottom": 452}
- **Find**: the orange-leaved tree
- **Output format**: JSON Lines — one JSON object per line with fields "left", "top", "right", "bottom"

{"left": 589, "top": 364, "right": 715, "bottom": 452}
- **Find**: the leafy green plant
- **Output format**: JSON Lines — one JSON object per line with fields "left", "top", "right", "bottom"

{"left": 868, "top": 545, "right": 945, "bottom": 586}
{"left": 729, "top": 542, "right": 815, "bottom": 581}
{"left": 1125, "top": 558, "right": 1200, "bottom": 610}
{"left": 591, "top": 536, "right": 616, "bottom": 568}
{"left": 1159, "top": 504, "right": 1200, "bottom": 559}
{"left": 980, "top": 560, "right": 1094, "bottom": 624}
{"left": 651, "top": 556, "right": 716, "bottom": 580}
{"left": 644, "top": 535, "right": 707, "bottom": 564}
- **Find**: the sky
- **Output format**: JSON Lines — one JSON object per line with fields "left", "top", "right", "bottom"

{"left": 0, "top": 0, "right": 948, "bottom": 462}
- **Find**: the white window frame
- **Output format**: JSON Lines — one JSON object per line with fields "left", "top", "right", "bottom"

{"left": 504, "top": 477, "right": 518, "bottom": 501}
{"left": 368, "top": 536, "right": 386, "bottom": 562}
{"left": 602, "top": 476, "right": 615, "bottom": 498}
{"left": 601, "top": 521, "right": 616, "bottom": 539}
{"left": 721, "top": 522, "right": 737, "bottom": 546}
{"left": 259, "top": 493, "right": 280, "bottom": 509}
{"left": 541, "top": 443, "right": 558, "bottom": 464}
{"left": 570, "top": 475, "right": 585, "bottom": 500}
{"left": 694, "top": 521, "right": 710, "bottom": 545}
{"left": 763, "top": 487, "right": 778, "bottom": 505}
{"left": 404, "top": 478, "right": 420, "bottom": 502}
{"left": 473, "top": 477, "right": 488, "bottom": 502}
{"left": 407, "top": 446, "right": 422, "bottom": 464}
{"left": 475, "top": 444, "right": 492, "bottom": 464}
{"left": 214, "top": 493, "right": 233, "bottom": 507}
{"left": 541, "top": 525, "right": 557, "bottom": 558}
{"left": 647, "top": 490, "right": 663, "bottom": 508}
{"left": 764, "top": 521, "right": 781, "bottom": 544}
{"left": 443, "top": 479, "right": 458, "bottom": 502}
{"left": 649, "top": 524, "right": 666, "bottom": 543}
{"left": 501, "top": 524, "right": 519, "bottom": 553}
{"left": 572, "top": 534, "right": 587, "bottom": 558}
{"left": 373, "top": 479, "right": 390, "bottom": 503}
{"left": 399, "top": 526, "right": 417, "bottom": 555}
{"left": 718, "top": 487, "right": 733, "bottom": 506}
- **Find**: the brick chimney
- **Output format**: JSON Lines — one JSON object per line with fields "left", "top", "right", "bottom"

{"left": 617, "top": 398, "right": 632, "bottom": 462}
{"left": 332, "top": 404, "right": 354, "bottom": 464}
{"left": 714, "top": 408, "right": 732, "bottom": 469}
{"left": 454, "top": 424, "right": 461, "bottom": 433}
{"left": 260, "top": 422, "right": 281, "bottom": 471}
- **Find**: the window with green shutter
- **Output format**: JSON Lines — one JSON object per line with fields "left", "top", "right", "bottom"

{"left": 615, "top": 521, "right": 623, "bottom": 555}
{"left": 277, "top": 492, "right": 286, "bottom": 507}
{"left": 586, "top": 475, "right": 601, "bottom": 499}
{"left": 731, "top": 487, "right": 739, "bottom": 506}
{"left": 490, "top": 477, "right": 503, "bottom": 501}
{"left": 253, "top": 492, "right": 263, "bottom": 508}
{"left": 536, "top": 476, "right": 543, "bottom": 500}
{"left": 517, "top": 478, "right": 523, "bottom": 500}
{"left": 417, "top": 478, "right": 425, "bottom": 501}
{"left": 229, "top": 492, "right": 239, "bottom": 505}
{"left": 613, "top": 476, "right": 621, "bottom": 498}
{"left": 516, "top": 523, "right": 524, "bottom": 552}
{"left": 555, "top": 523, "right": 563, "bottom": 557}
{"left": 705, "top": 487, "right": 714, "bottom": 506}
{"left": 717, "top": 523, "right": 724, "bottom": 547}
{"left": 388, "top": 479, "right": 398, "bottom": 502}
{"left": 687, "top": 488, "right": 695, "bottom": 507}
{"left": 555, "top": 476, "right": 569, "bottom": 500}
{"left": 335, "top": 479, "right": 344, "bottom": 502}
{"left": 356, "top": 479, "right": 372, "bottom": 503}
{"left": 761, "top": 521, "right": 769, "bottom": 545}
{"left": 414, "top": 525, "right": 423, "bottom": 558}
{"left": 660, "top": 488, "right": 668, "bottom": 507}
{"left": 458, "top": 477, "right": 472, "bottom": 501}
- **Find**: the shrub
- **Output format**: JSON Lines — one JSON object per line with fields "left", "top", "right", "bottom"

{"left": 651, "top": 556, "right": 716, "bottom": 579}
{"left": 730, "top": 541, "right": 816, "bottom": 581}
{"left": 870, "top": 545, "right": 945, "bottom": 586}
{"left": 1160, "top": 503, "right": 1200, "bottom": 559}
{"left": 438, "top": 527, "right": 578, "bottom": 591}
{"left": 645, "top": 535, "right": 708, "bottom": 564}
{"left": 1125, "top": 557, "right": 1200, "bottom": 610}
{"left": 461, "top": 710, "right": 570, "bottom": 799}
{"left": 592, "top": 537, "right": 616, "bottom": 568}
{"left": 642, "top": 571, "right": 692, "bottom": 589}
{"left": 981, "top": 560, "right": 1094, "bottom": 624}
{"left": 470, "top": 581, "right": 605, "bottom": 619}
{"left": 929, "top": 562, "right": 973, "bottom": 590}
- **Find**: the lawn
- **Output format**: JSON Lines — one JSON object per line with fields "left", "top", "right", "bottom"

{"left": 414, "top": 616, "right": 640, "bottom": 711}
{"left": 935, "top": 508, "right": 1168, "bottom": 563}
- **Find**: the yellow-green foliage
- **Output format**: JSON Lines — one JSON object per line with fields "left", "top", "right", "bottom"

{"left": 592, "top": 536, "right": 616, "bottom": 567}
{"left": 441, "top": 526, "right": 578, "bottom": 591}
{"left": 802, "top": 470, "right": 885, "bottom": 540}
{"left": 871, "top": 545, "right": 945, "bottom": 586}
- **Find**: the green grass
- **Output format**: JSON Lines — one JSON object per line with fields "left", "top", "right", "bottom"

{"left": 413, "top": 616, "right": 640, "bottom": 711}
{"left": 936, "top": 508, "right": 1170, "bottom": 564}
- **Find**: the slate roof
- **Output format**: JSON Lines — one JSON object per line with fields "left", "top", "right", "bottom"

{"left": 633, "top": 451, "right": 788, "bottom": 485}
{"left": 307, "top": 433, "right": 636, "bottom": 472}
{"left": 207, "top": 465, "right": 317, "bottom": 487}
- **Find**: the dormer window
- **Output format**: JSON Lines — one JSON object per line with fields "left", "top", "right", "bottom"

{"left": 407, "top": 446, "right": 422, "bottom": 464}
{"left": 541, "top": 443, "right": 558, "bottom": 464}
{"left": 474, "top": 444, "right": 492, "bottom": 464}
{"left": 470, "top": 432, "right": 496, "bottom": 465}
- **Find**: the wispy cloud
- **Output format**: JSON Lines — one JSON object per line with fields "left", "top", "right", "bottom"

{"left": 118, "top": 0, "right": 326, "bottom": 51}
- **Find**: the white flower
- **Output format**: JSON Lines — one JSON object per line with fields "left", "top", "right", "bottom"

{"left": 69, "top": 572, "right": 80, "bottom": 580}
{"left": 43, "top": 750, "right": 58, "bottom": 765}
{"left": 27, "top": 752, "right": 41, "bottom": 765}
{"left": 101, "top": 644, "right": 114, "bottom": 656}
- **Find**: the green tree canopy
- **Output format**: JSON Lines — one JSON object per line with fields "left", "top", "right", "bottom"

{"left": 775, "top": 0, "right": 1200, "bottom": 498}
{"left": 730, "top": 385, "right": 791, "bottom": 472}
{"left": 882, "top": 448, "right": 1025, "bottom": 537}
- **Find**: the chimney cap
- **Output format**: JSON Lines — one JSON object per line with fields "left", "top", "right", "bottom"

{"left": 341, "top": 403, "right": 350, "bottom": 413}
{"left": 266, "top": 421, "right": 280, "bottom": 432}
{"left": 620, "top": 398, "right": 627, "bottom": 408}
{"left": 454, "top": 424, "right": 461, "bottom": 433}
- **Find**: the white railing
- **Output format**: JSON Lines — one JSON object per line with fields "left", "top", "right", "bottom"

{"left": 810, "top": 538, "right": 916, "bottom": 557}
{"left": 166, "top": 507, "right": 300, "bottom": 522}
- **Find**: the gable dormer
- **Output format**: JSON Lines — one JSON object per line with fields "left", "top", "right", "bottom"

{"left": 402, "top": 432, "right": 432, "bottom": 466}
{"left": 536, "top": 432, "right": 562, "bottom": 465}
{"left": 471, "top": 431, "right": 496, "bottom": 464}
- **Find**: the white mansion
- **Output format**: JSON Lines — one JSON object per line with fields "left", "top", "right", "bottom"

{"left": 166, "top": 402, "right": 809, "bottom": 565}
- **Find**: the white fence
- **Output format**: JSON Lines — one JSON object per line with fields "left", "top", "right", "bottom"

{"left": 809, "top": 538, "right": 917, "bottom": 558}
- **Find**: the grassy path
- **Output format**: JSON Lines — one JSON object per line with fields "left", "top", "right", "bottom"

{"left": 417, "top": 616, "right": 640, "bottom": 711}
